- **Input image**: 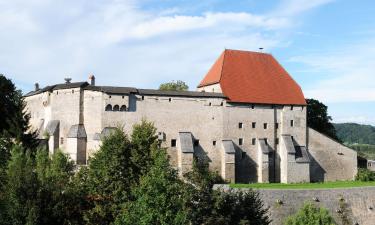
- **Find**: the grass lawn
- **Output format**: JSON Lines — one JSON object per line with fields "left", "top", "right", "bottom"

{"left": 230, "top": 181, "right": 375, "bottom": 189}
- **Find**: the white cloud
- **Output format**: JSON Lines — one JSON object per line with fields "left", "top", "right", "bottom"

{"left": 291, "top": 39, "right": 375, "bottom": 103}
{"left": 0, "top": 0, "right": 333, "bottom": 93}
{"left": 274, "top": 0, "right": 335, "bottom": 16}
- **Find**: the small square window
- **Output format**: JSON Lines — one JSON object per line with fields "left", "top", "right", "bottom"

{"left": 291, "top": 105, "right": 294, "bottom": 110}
{"left": 60, "top": 137, "right": 64, "bottom": 145}
{"left": 264, "top": 123, "right": 268, "bottom": 129}
{"left": 291, "top": 120, "right": 294, "bottom": 127}
{"left": 242, "top": 151, "right": 246, "bottom": 158}
{"left": 171, "top": 139, "right": 176, "bottom": 147}
{"left": 251, "top": 104, "right": 255, "bottom": 109}
{"left": 275, "top": 123, "right": 279, "bottom": 129}
{"left": 238, "top": 122, "right": 243, "bottom": 129}
{"left": 109, "top": 95, "right": 111, "bottom": 98}
{"left": 194, "top": 140, "right": 199, "bottom": 147}
{"left": 276, "top": 138, "right": 279, "bottom": 145}
{"left": 122, "top": 96, "right": 125, "bottom": 99}
{"left": 239, "top": 138, "right": 243, "bottom": 145}
{"left": 252, "top": 122, "right": 256, "bottom": 128}
{"left": 265, "top": 138, "right": 268, "bottom": 145}
{"left": 169, "top": 98, "right": 171, "bottom": 102}
{"left": 141, "top": 96, "right": 144, "bottom": 100}
{"left": 213, "top": 141, "right": 216, "bottom": 146}
{"left": 252, "top": 138, "right": 256, "bottom": 145}
{"left": 291, "top": 136, "right": 294, "bottom": 141}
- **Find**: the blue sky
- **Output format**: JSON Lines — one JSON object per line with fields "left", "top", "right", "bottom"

{"left": 1, "top": 0, "right": 374, "bottom": 125}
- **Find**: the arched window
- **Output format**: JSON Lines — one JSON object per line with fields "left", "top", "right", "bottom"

{"left": 113, "top": 105, "right": 119, "bottom": 111}
{"left": 120, "top": 105, "right": 127, "bottom": 111}
{"left": 105, "top": 104, "right": 112, "bottom": 111}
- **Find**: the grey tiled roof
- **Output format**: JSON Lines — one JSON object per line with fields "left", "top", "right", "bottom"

{"left": 85, "top": 86, "right": 137, "bottom": 94}
{"left": 258, "top": 138, "right": 270, "bottom": 154}
{"left": 45, "top": 120, "right": 60, "bottom": 136}
{"left": 24, "top": 82, "right": 89, "bottom": 97}
{"left": 295, "top": 146, "right": 310, "bottom": 163}
{"left": 179, "top": 132, "right": 194, "bottom": 153}
{"left": 138, "top": 89, "right": 225, "bottom": 98}
{"left": 67, "top": 124, "right": 87, "bottom": 138}
{"left": 24, "top": 81, "right": 226, "bottom": 99}
{"left": 222, "top": 140, "right": 235, "bottom": 154}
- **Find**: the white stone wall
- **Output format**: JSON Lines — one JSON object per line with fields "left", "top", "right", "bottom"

{"left": 308, "top": 128, "right": 357, "bottom": 181}
{"left": 24, "top": 86, "right": 357, "bottom": 184}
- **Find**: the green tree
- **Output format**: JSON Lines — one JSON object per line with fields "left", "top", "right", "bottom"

{"left": 306, "top": 98, "right": 339, "bottom": 141}
{"left": 0, "top": 74, "right": 37, "bottom": 154}
{"left": 84, "top": 128, "right": 134, "bottom": 225}
{"left": 115, "top": 149, "right": 188, "bottom": 225}
{"left": 284, "top": 202, "right": 335, "bottom": 225}
{"left": 2, "top": 146, "right": 86, "bottom": 225}
{"left": 130, "top": 120, "right": 158, "bottom": 178}
{"left": 184, "top": 158, "right": 270, "bottom": 225}
{"left": 159, "top": 80, "right": 189, "bottom": 91}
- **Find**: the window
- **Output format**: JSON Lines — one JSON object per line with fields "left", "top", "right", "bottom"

{"left": 105, "top": 104, "right": 112, "bottom": 111}
{"left": 208, "top": 102, "right": 212, "bottom": 106}
{"left": 220, "top": 102, "right": 223, "bottom": 106}
{"left": 169, "top": 98, "right": 171, "bottom": 102}
{"left": 252, "top": 138, "right": 256, "bottom": 145}
{"left": 171, "top": 139, "right": 176, "bottom": 147}
{"left": 275, "top": 123, "right": 279, "bottom": 129}
{"left": 56, "top": 91, "right": 59, "bottom": 95}
{"left": 291, "top": 105, "right": 294, "bottom": 110}
{"left": 113, "top": 105, "right": 119, "bottom": 111}
{"left": 141, "top": 96, "right": 144, "bottom": 100}
{"left": 60, "top": 137, "right": 64, "bottom": 145}
{"left": 238, "top": 122, "right": 243, "bottom": 129}
{"left": 213, "top": 141, "right": 216, "bottom": 146}
{"left": 120, "top": 105, "right": 127, "bottom": 111}
{"left": 264, "top": 123, "right": 268, "bottom": 129}
{"left": 291, "top": 136, "right": 294, "bottom": 142}
{"left": 239, "top": 138, "right": 243, "bottom": 145}
{"left": 109, "top": 95, "right": 112, "bottom": 98}
{"left": 291, "top": 120, "right": 294, "bottom": 127}
{"left": 276, "top": 138, "right": 279, "bottom": 145}
{"left": 265, "top": 138, "right": 268, "bottom": 145}
{"left": 242, "top": 151, "right": 246, "bottom": 158}
{"left": 194, "top": 140, "right": 200, "bottom": 147}
{"left": 251, "top": 104, "right": 255, "bottom": 109}
{"left": 252, "top": 122, "right": 256, "bottom": 128}
{"left": 72, "top": 90, "right": 74, "bottom": 94}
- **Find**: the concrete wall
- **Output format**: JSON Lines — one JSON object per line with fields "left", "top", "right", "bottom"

{"left": 215, "top": 185, "right": 375, "bottom": 225}
{"left": 25, "top": 86, "right": 357, "bottom": 184}
{"left": 308, "top": 128, "right": 357, "bottom": 182}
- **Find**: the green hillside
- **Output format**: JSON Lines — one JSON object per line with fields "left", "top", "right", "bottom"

{"left": 334, "top": 123, "right": 375, "bottom": 145}
{"left": 334, "top": 123, "right": 375, "bottom": 159}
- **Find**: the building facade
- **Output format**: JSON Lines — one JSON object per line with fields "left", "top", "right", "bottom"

{"left": 24, "top": 49, "right": 357, "bottom": 183}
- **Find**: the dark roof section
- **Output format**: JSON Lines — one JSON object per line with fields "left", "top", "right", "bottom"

{"left": 137, "top": 89, "right": 225, "bottom": 98}
{"left": 85, "top": 86, "right": 137, "bottom": 94}
{"left": 67, "top": 124, "right": 87, "bottom": 138}
{"left": 24, "top": 82, "right": 89, "bottom": 97}
{"left": 54, "top": 82, "right": 89, "bottom": 90}
{"left": 24, "top": 83, "right": 226, "bottom": 99}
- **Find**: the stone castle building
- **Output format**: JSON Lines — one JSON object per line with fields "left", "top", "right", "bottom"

{"left": 24, "top": 49, "right": 357, "bottom": 183}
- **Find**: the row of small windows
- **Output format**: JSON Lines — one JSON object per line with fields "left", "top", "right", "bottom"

{"left": 238, "top": 121, "right": 294, "bottom": 129}
{"left": 105, "top": 104, "right": 127, "bottom": 111}
{"left": 170, "top": 137, "right": 281, "bottom": 147}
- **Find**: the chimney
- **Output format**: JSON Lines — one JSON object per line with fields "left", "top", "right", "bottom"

{"left": 88, "top": 74, "right": 95, "bottom": 86}
{"left": 64, "top": 78, "right": 72, "bottom": 84}
{"left": 34, "top": 83, "right": 40, "bottom": 91}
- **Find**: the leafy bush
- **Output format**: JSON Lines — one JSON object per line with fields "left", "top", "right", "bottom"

{"left": 355, "top": 168, "right": 375, "bottom": 181}
{"left": 284, "top": 202, "right": 335, "bottom": 225}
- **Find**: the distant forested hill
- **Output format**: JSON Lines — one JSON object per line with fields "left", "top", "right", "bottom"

{"left": 334, "top": 123, "right": 375, "bottom": 159}
{"left": 334, "top": 123, "right": 375, "bottom": 145}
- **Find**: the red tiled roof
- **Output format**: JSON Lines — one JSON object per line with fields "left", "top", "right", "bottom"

{"left": 198, "top": 49, "right": 306, "bottom": 105}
